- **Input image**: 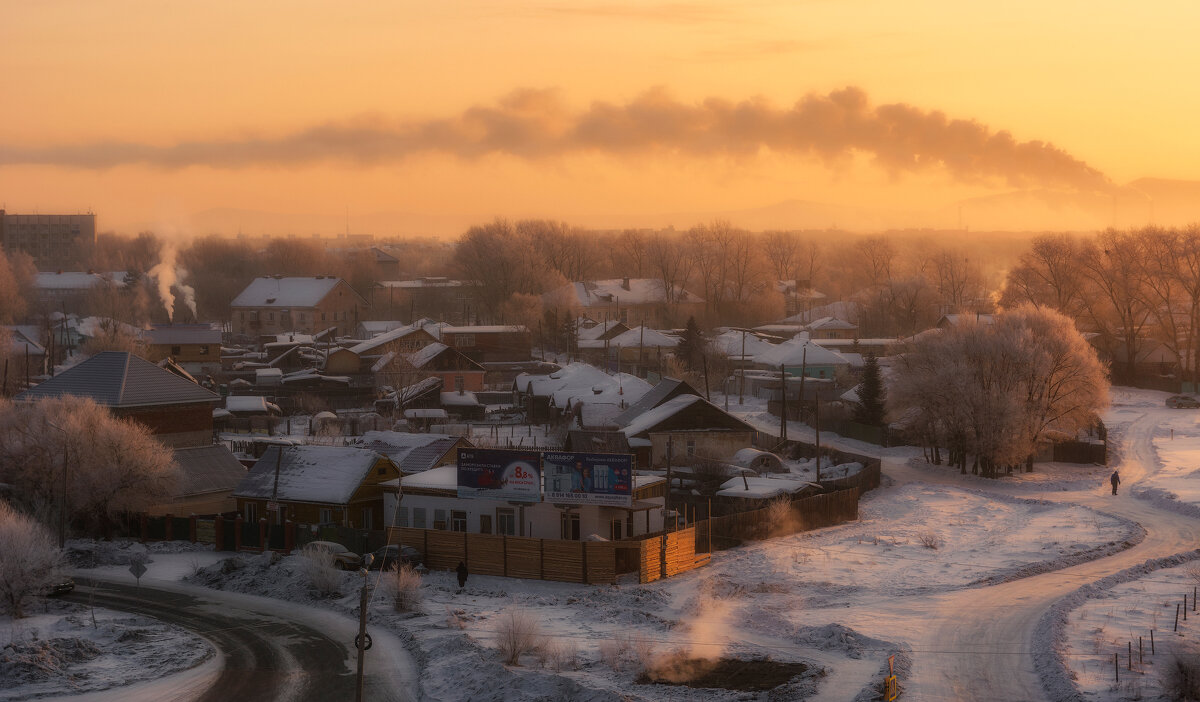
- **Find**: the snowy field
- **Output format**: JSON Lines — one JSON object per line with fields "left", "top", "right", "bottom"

{"left": 0, "top": 601, "right": 211, "bottom": 701}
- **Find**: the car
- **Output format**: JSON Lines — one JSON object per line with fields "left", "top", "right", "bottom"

{"left": 300, "top": 541, "right": 362, "bottom": 570}
{"left": 44, "top": 577, "right": 75, "bottom": 597}
{"left": 1166, "top": 395, "right": 1200, "bottom": 409}
{"left": 366, "top": 544, "right": 423, "bottom": 571}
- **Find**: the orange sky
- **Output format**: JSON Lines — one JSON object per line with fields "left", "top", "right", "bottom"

{"left": 2, "top": 1, "right": 1198, "bottom": 237}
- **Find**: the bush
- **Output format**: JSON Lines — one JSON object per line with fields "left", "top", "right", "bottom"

{"left": 916, "top": 530, "right": 941, "bottom": 550}
{"left": 598, "top": 637, "right": 627, "bottom": 671}
{"left": 388, "top": 563, "right": 422, "bottom": 612}
{"left": 1163, "top": 654, "right": 1200, "bottom": 701}
{"left": 495, "top": 608, "right": 541, "bottom": 666}
{"left": 0, "top": 501, "right": 64, "bottom": 618}
{"left": 299, "top": 545, "right": 342, "bottom": 597}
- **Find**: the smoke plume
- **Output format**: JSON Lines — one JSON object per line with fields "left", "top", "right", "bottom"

{"left": 148, "top": 246, "right": 197, "bottom": 322}
{"left": 0, "top": 87, "right": 1111, "bottom": 192}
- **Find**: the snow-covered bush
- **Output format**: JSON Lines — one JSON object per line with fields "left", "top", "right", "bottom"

{"left": 387, "top": 563, "right": 422, "bottom": 612}
{"left": 494, "top": 608, "right": 541, "bottom": 665}
{"left": 0, "top": 501, "right": 64, "bottom": 618}
{"left": 299, "top": 545, "right": 342, "bottom": 597}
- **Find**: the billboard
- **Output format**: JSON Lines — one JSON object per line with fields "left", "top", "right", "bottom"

{"left": 456, "top": 448, "right": 542, "bottom": 502}
{"left": 542, "top": 452, "right": 634, "bottom": 507}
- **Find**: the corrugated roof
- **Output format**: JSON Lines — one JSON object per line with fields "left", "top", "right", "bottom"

{"left": 231, "top": 277, "right": 347, "bottom": 308}
{"left": 612, "top": 377, "right": 701, "bottom": 427}
{"left": 172, "top": 445, "right": 247, "bottom": 496}
{"left": 144, "top": 325, "right": 222, "bottom": 345}
{"left": 234, "top": 445, "right": 390, "bottom": 504}
{"left": 16, "top": 351, "right": 220, "bottom": 407}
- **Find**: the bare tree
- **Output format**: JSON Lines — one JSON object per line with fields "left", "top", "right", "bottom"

{"left": 998, "top": 233, "right": 1086, "bottom": 314}
{"left": 1078, "top": 231, "right": 1151, "bottom": 383}
{"left": 762, "top": 231, "right": 801, "bottom": 283}
{"left": 0, "top": 501, "right": 64, "bottom": 618}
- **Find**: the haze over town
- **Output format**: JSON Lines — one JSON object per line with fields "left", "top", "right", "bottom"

{"left": 4, "top": 3, "right": 1200, "bottom": 702}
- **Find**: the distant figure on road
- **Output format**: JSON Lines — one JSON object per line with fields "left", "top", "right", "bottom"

{"left": 456, "top": 561, "right": 468, "bottom": 592}
{"left": 1111, "top": 470, "right": 1121, "bottom": 495}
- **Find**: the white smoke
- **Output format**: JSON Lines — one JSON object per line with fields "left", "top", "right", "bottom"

{"left": 148, "top": 246, "right": 197, "bottom": 322}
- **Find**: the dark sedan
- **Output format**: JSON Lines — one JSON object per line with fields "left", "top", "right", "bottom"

{"left": 366, "top": 544, "right": 422, "bottom": 570}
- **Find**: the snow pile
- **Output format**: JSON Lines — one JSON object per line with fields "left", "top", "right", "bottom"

{"left": 0, "top": 602, "right": 212, "bottom": 699}
{"left": 65, "top": 539, "right": 214, "bottom": 569}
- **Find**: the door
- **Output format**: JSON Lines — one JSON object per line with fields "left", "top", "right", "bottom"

{"left": 560, "top": 512, "right": 580, "bottom": 541}
{"left": 480, "top": 514, "right": 492, "bottom": 534}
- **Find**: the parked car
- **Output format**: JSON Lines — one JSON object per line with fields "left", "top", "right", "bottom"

{"left": 1166, "top": 395, "right": 1200, "bottom": 409}
{"left": 366, "top": 544, "right": 423, "bottom": 570}
{"left": 300, "top": 541, "right": 362, "bottom": 570}
{"left": 44, "top": 577, "right": 75, "bottom": 596}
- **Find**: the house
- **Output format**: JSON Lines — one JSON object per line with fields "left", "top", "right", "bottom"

{"left": 34, "top": 271, "right": 128, "bottom": 310}
{"left": 325, "top": 322, "right": 440, "bottom": 375}
{"left": 611, "top": 377, "right": 704, "bottom": 426}
{"left": 384, "top": 464, "right": 666, "bottom": 540}
{"left": 589, "top": 326, "right": 679, "bottom": 376}
{"left": 754, "top": 333, "right": 851, "bottom": 379}
{"left": 351, "top": 431, "right": 472, "bottom": 473}
{"left": 513, "top": 362, "right": 651, "bottom": 425}
{"left": 709, "top": 329, "right": 776, "bottom": 367}
{"left": 143, "top": 324, "right": 223, "bottom": 374}
{"left": 440, "top": 325, "right": 531, "bottom": 363}
{"left": 545, "top": 278, "right": 704, "bottom": 329}
{"left": 371, "top": 278, "right": 479, "bottom": 323}
{"left": 776, "top": 280, "right": 827, "bottom": 317}
{"left": 231, "top": 276, "right": 369, "bottom": 339}
{"left": 620, "top": 394, "right": 755, "bottom": 469}
{"left": 804, "top": 317, "right": 859, "bottom": 340}
{"left": 4, "top": 326, "right": 47, "bottom": 386}
{"left": 233, "top": 445, "right": 400, "bottom": 530}
{"left": 389, "top": 342, "right": 486, "bottom": 394}
{"left": 146, "top": 444, "right": 247, "bottom": 517}
{"left": 15, "top": 351, "right": 220, "bottom": 448}
{"left": 371, "top": 247, "right": 400, "bottom": 277}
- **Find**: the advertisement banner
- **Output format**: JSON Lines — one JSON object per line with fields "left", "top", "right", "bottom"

{"left": 456, "top": 448, "right": 542, "bottom": 502}
{"left": 542, "top": 452, "right": 634, "bottom": 507}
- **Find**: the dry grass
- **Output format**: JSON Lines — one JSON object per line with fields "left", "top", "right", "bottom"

{"left": 388, "top": 563, "right": 422, "bottom": 612}
{"left": 299, "top": 545, "right": 342, "bottom": 597}
{"left": 916, "top": 530, "right": 941, "bottom": 550}
{"left": 495, "top": 608, "right": 541, "bottom": 666}
{"left": 598, "top": 637, "right": 627, "bottom": 671}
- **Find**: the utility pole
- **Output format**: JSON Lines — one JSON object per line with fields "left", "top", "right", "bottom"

{"left": 661, "top": 437, "right": 674, "bottom": 579}
{"left": 814, "top": 394, "right": 822, "bottom": 484}
{"left": 798, "top": 345, "right": 807, "bottom": 423}
{"left": 354, "top": 555, "right": 374, "bottom": 702}
{"left": 779, "top": 363, "right": 787, "bottom": 441}
{"left": 739, "top": 330, "right": 746, "bottom": 405}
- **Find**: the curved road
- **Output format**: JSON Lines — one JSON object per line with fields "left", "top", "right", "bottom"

{"left": 890, "top": 406, "right": 1200, "bottom": 701}
{"left": 63, "top": 579, "right": 414, "bottom": 702}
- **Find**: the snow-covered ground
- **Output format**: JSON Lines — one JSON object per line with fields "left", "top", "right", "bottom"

{"left": 0, "top": 601, "right": 211, "bottom": 701}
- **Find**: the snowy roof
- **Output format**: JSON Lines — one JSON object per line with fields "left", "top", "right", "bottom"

{"left": 806, "top": 316, "right": 858, "bottom": 331}
{"left": 577, "top": 320, "right": 628, "bottom": 341}
{"left": 35, "top": 271, "right": 127, "bottom": 290}
{"left": 441, "top": 391, "right": 480, "bottom": 406}
{"left": 15, "top": 351, "right": 219, "bottom": 407}
{"left": 351, "top": 431, "right": 464, "bottom": 473}
{"left": 604, "top": 326, "right": 679, "bottom": 348}
{"left": 621, "top": 394, "right": 754, "bottom": 438}
{"left": 404, "top": 408, "right": 449, "bottom": 419}
{"left": 612, "top": 377, "right": 702, "bottom": 427}
{"left": 6, "top": 326, "right": 44, "bottom": 355}
{"left": 709, "top": 330, "right": 775, "bottom": 359}
{"left": 235, "top": 445, "right": 391, "bottom": 504}
{"left": 402, "top": 464, "right": 457, "bottom": 491}
{"left": 225, "top": 395, "right": 276, "bottom": 414}
{"left": 407, "top": 342, "right": 449, "bottom": 369}
{"left": 172, "top": 445, "right": 246, "bottom": 496}
{"left": 380, "top": 278, "right": 469, "bottom": 289}
{"left": 515, "top": 363, "right": 651, "bottom": 409}
{"left": 754, "top": 334, "right": 850, "bottom": 367}
{"left": 144, "top": 325, "right": 222, "bottom": 345}
{"left": 348, "top": 322, "right": 437, "bottom": 355}
{"left": 359, "top": 320, "right": 406, "bottom": 336}
{"left": 440, "top": 325, "right": 528, "bottom": 334}
{"left": 938, "top": 313, "right": 996, "bottom": 327}
{"left": 716, "top": 476, "right": 815, "bottom": 499}
{"left": 256, "top": 368, "right": 283, "bottom": 378}
{"left": 560, "top": 279, "right": 703, "bottom": 307}
{"left": 579, "top": 402, "right": 624, "bottom": 429}
{"left": 231, "top": 277, "right": 350, "bottom": 308}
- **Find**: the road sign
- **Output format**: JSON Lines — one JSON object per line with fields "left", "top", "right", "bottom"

{"left": 129, "top": 560, "right": 147, "bottom": 586}
{"left": 884, "top": 676, "right": 898, "bottom": 701}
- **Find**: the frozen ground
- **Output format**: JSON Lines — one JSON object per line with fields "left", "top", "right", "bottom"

{"left": 0, "top": 600, "right": 211, "bottom": 701}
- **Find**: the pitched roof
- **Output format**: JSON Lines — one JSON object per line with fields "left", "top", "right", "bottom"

{"left": 144, "top": 324, "right": 222, "bottom": 345}
{"left": 15, "top": 351, "right": 220, "bottom": 407}
{"left": 230, "top": 277, "right": 351, "bottom": 308}
{"left": 351, "top": 431, "right": 465, "bottom": 473}
{"left": 349, "top": 322, "right": 439, "bottom": 355}
{"left": 407, "top": 342, "right": 449, "bottom": 369}
{"left": 621, "top": 394, "right": 754, "bottom": 439}
{"left": 754, "top": 335, "right": 850, "bottom": 367}
{"left": 562, "top": 279, "right": 703, "bottom": 306}
{"left": 234, "top": 445, "right": 390, "bottom": 504}
{"left": 599, "top": 326, "right": 679, "bottom": 349}
{"left": 612, "top": 377, "right": 702, "bottom": 426}
{"left": 172, "top": 445, "right": 247, "bottom": 496}
{"left": 806, "top": 316, "right": 858, "bottom": 331}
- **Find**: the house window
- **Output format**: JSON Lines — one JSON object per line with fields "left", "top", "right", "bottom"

{"left": 244, "top": 503, "right": 257, "bottom": 522}
{"left": 321, "top": 312, "right": 326, "bottom": 321}
{"left": 319, "top": 508, "right": 334, "bottom": 524}
{"left": 497, "top": 509, "right": 515, "bottom": 535}
{"left": 454, "top": 334, "right": 474, "bottom": 348}
{"left": 199, "top": 345, "right": 210, "bottom": 355}
{"left": 361, "top": 508, "right": 374, "bottom": 530}
{"left": 686, "top": 439, "right": 696, "bottom": 456}
{"left": 434, "top": 509, "right": 447, "bottom": 530}
{"left": 171, "top": 345, "right": 181, "bottom": 355}
{"left": 451, "top": 510, "right": 467, "bottom": 532}
{"left": 454, "top": 375, "right": 464, "bottom": 392}
{"left": 560, "top": 512, "right": 580, "bottom": 541}
{"left": 413, "top": 508, "right": 427, "bottom": 529}
{"left": 396, "top": 507, "right": 409, "bottom": 527}
{"left": 268, "top": 312, "right": 275, "bottom": 321}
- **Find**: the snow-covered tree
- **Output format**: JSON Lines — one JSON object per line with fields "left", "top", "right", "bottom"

{"left": 0, "top": 501, "right": 63, "bottom": 618}
{"left": 0, "top": 397, "right": 179, "bottom": 538}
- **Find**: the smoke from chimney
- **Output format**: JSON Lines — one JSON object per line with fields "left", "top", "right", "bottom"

{"left": 148, "top": 246, "right": 198, "bottom": 322}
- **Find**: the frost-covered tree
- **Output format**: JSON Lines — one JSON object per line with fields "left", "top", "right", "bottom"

{"left": 0, "top": 501, "right": 63, "bottom": 618}
{"left": 0, "top": 397, "right": 179, "bottom": 538}
{"left": 890, "top": 306, "right": 1108, "bottom": 476}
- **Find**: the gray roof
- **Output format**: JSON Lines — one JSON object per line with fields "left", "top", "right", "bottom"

{"left": 354, "top": 432, "right": 464, "bottom": 473}
{"left": 612, "top": 377, "right": 701, "bottom": 427}
{"left": 234, "top": 445, "right": 391, "bottom": 505}
{"left": 231, "top": 276, "right": 349, "bottom": 308}
{"left": 15, "top": 351, "right": 220, "bottom": 408}
{"left": 172, "top": 445, "right": 247, "bottom": 496}
{"left": 144, "top": 325, "right": 222, "bottom": 345}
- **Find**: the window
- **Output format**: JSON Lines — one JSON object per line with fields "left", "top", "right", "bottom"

{"left": 396, "top": 507, "right": 409, "bottom": 527}
{"left": 171, "top": 345, "right": 181, "bottom": 355}
{"left": 299, "top": 313, "right": 306, "bottom": 322}
{"left": 199, "top": 345, "right": 210, "bottom": 355}
{"left": 319, "top": 508, "right": 334, "bottom": 524}
{"left": 268, "top": 312, "right": 275, "bottom": 321}
{"left": 244, "top": 503, "right": 257, "bottom": 522}
{"left": 434, "top": 509, "right": 447, "bottom": 530}
{"left": 321, "top": 312, "right": 326, "bottom": 321}
{"left": 413, "top": 508, "right": 427, "bottom": 529}
{"left": 454, "top": 375, "right": 464, "bottom": 392}
{"left": 454, "top": 334, "right": 475, "bottom": 348}
{"left": 686, "top": 439, "right": 696, "bottom": 456}
{"left": 610, "top": 519, "right": 623, "bottom": 541}
{"left": 497, "top": 509, "right": 515, "bottom": 536}
{"left": 361, "top": 508, "right": 373, "bottom": 531}
{"left": 560, "top": 512, "right": 580, "bottom": 541}
{"left": 451, "top": 510, "right": 467, "bottom": 532}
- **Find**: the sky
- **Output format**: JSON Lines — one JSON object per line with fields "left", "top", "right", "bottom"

{"left": 2, "top": 1, "right": 1199, "bottom": 237}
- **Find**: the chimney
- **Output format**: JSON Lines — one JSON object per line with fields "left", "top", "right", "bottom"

{"left": 621, "top": 277, "right": 630, "bottom": 291}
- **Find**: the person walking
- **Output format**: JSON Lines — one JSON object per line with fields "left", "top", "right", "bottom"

{"left": 1110, "top": 470, "right": 1121, "bottom": 495}
{"left": 456, "top": 560, "right": 469, "bottom": 592}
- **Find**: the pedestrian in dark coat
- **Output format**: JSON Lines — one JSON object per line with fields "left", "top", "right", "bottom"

{"left": 456, "top": 561, "right": 468, "bottom": 592}
{"left": 1111, "top": 470, "right": 1121, "bottom": 495}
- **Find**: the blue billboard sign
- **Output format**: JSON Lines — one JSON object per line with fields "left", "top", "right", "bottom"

{"left": 456, "top": 448, "right": 542, "bottom": 502}
{"left": 542, "top": 452, "right": 634, "bottom": 507}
